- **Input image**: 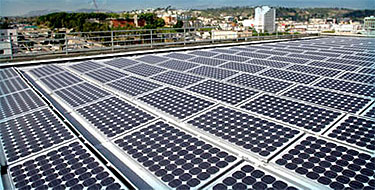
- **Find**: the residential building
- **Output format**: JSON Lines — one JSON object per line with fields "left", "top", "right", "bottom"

{"left": 254, "top": 6, "right": 276, "bottom": 33}
{"left": 364, "top": 16, "right": 375, "bottom": 35}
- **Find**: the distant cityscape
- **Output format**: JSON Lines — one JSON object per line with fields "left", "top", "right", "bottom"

{"left": 1, "top": 6, "right": 374, "bottom": 57}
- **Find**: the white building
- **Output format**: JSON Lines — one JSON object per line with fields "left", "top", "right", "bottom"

{"left": 364, "top": 16, "right": 375, "bottom": 35}
{"left": 254, "top": 6, "right": 276, "bottom": 33}
{"left": 0, "top": 29, "right": 18, "bottom": 56}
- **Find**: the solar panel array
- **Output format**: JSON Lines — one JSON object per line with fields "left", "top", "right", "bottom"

{"left": 1, "top": 36, "right": 374, "bottom": 190}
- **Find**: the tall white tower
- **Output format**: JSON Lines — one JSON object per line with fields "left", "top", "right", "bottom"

{"left": 254, "top": 6, "right": 276, "bottom": 33}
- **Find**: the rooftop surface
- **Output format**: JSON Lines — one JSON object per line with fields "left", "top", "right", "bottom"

{"left": 0, "top": 36, "right": 374, "bottom": 190}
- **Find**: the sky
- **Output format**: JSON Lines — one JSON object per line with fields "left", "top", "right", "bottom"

{"left": 1, "top": 0, "right": 375, "bottom": 16}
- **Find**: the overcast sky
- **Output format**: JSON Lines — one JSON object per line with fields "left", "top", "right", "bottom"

{"left": 1, "top": 0, "right": 375, "bottom": 16}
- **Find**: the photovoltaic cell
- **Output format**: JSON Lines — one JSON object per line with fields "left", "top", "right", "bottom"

{"left": 247, "top": 59, "right": 289, "bottom": 68}
{"left": 114, "top": 121, "right": 238, "bottom": 189}
{"left": 189, "top": 50, "right": 218, "bottom": 57}
{"left": 151, "top": 71, "right": 204, "bottom": 88}
{"left": 213, "top": 54, "right": 250, "bottom": 62}
{"left": 29, "top": 65, "right": 65, "bottom": 78}
{"left": 220, "top": 62, "right": 266, "bottom": 73}
{"left": 54, "top": 82, "right": 110, "bottom": 107}
{"left": 260, "top": 69, "right": 320, "bottom": 84}
{"left": 188, "top": 106, "right": 300, "bottom": 158}
{"left": 124, "top": 63, "right": 166, "bottom": 77}
{"left": 275, "top": 136, "right": 375, "bottom": 190}
{"left": 138, "top": 87, "right": 214, "bottom": 119}
{"left": 211, "top": 48, "right": 239, "bottom": 54}
{"left": 287, "top": 65, "right": 341, "bottom": 77}
{"left": 241, "top": 94, "right": 341, "bottom": 133}
{"left": 0, "top": 68, "right": 18, "bottom": 80}
{"left": 0, "top": 108, "right": 75, "bottom": 163}
{"left": 363, "top": 106, "right": 375, "bottom": 118}
{"left": 136, "top": 55, "right": 169, "bottom": 64}
{"left": 309, "top": 61, "right": 358, "bottom": 71}
{"left": 158, "top": 60, "right": 199, "bottom": 71}
{"left": 339, "top": 72, "right": 375, "bottom": 85}
{"left": 85, "top": 67, "right": 128, "bottom": 83}
{"left": 0, "top": 77, "right": 29, "bottom": 96}
{"left": 187, "top": 80, "right": 258, "bottom": 105}
{"left": 103, "top": 58, "right": 139, "bottom": 68}
{"left": 164, "top": 53, "right": 195, "bottom": 60}
{"left": 189, "top": 57, "right": 227, "bottom": 66}
{"left": 107, "top": 76, "right": 161, "bottom": 96}
{"left": 359, "top": 68, "right": 375, "bottom": 75}
{"left": 269, "top": 56, "right": 310, "bottom": 64}
{"left": 40, "top": 72, "right": 83, "bottom": 91}
{"left": 256, "top": 49, "right": 288, "bottom": 56}
{"left": 327, "top": 116, "right": 375, "bottom": 151}
{"left": 69, "top": 61, "right": 104, "bottom": 73}
{"left": 314, "top": 78, "right": 375, "bottom": 98}
{"left": 282, "top": 85, "right": 371, "bottom": 114}
{"left": 228, "top": 74, "right": 293, "bottom": 93}
{"left": 77, "top": 97, "right": 155, "bottom": 138}
{"left": 236, "top": 52, "right": 271, "bottom": 59}
{"left": 9, "top": 141, "right": 125, "bottom": 189}
{"left": 327, "top": 58, "right": 374, "bottom": 67}
{"left": 189, "top": 66, "right": 238, "bottom": 80}
{"left": 287, "top": 53, "right": 326, "bottom": 60}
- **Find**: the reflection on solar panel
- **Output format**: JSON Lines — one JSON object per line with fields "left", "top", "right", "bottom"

{"left": 228, "top": 74, "right": 293, "bottom": 93}
{"left": 114, "top": 121, "right": 238, "bottom": 189}
{"left": 151, "top": 71, "right": 204, "bottom": 88}
{"left": 108, "top": 76, "right": 161, "bottom": 96}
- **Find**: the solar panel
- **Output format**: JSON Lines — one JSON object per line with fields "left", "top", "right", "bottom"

{"left": 54, "top": 82, "right": 111, "bottom": 108}
{"left": 189, "top": 57, "right": 227, "bottom": 66}
{"left": 272, "top": 48, "right": 304, "bottom": 54}
{"left": 309, "top": 61, "right": 359, "bottom": 71}
{"left": 211, "top": 48, "right": 239, "bottom": 54}
{"left": 260, "top": 69, "right": 320, "bottom": 84}
{"left": 287, "top": 65, "right": 341, "bottom": 77}
{"left": 230, "top": 47, "right": 257, "bottom": 52}
{"left": 269, "top": 56, "right": 310, "bottom": 64}
{"left": 0, "top": 77, "right": 29, "bottom": 96}
{"left": 247, "top": 59, "right": 289, "bottom": 68}
{"left": 363, "top": 106, "right": 375, "bottom": 118}
{"left": 158, "top": 59, "right": 199, "bottom": 71}
{"left": 327, "top": 58, "right": 373, "bottom": 67}
{"left": 187, "top": 80, "right": 258, "bottom": 105}
{"left": 0, "top": 68, "right": 18, "bottom": 80}
{"left": 188, "top": 50, "right": 218, "bottom": 57}
{"left": 314, "top": 78, "right": 375, "bottom": 98}
{"left": 228, "top": 74, "right": 293, "bottom": 93}
{"left": 213, "top": 54, "right": 250, "bottom": 62}
{"left": 188, "top": 106, "right": 301, "bottom": 158}
{"left": 0, "top": 108, "right": 75, "bottom": 163}
{"left": 151, "top": 71, "right": 204, "bottom": 88}
{"left": 40, "top": 72, "right": 83, "bottom": 91}
{"left": 84, "top": 67, "right": 128, "bottom": 83}
{"left": 274, "top": 136, "right": 375, "bottom": 190}
{"left": 107, "top": 76, "right": 161, "bottom": 96}
{"left": 343, "top": 55, "right": 375, "bottom": 62}
{"left": 114, "top": 121, "right": 239, "bottom": 189}
{"left": 304, "top": 51, "right": 340, "bottom": 58}
{"left": 339, "top": 72, "right": 375, "bottom": 85}
{"left": 325, "top": 116, "right": 375, "bottom": 152}
{"left": 69, "top": 61, "right": 104, "bottom": 73}
{"left": 256, "top": 49, "right": 288, "bottom": 56}
{"left": 237, "top": 51, "right": 271, "bottom": 59}
{"left": 241, "top": 94, "right": 342, "bottom": 133}
{"left": 164, "top": 52, "right": 196, "bottom": 60}
{"left": 136, "top": 55, "right": 169, "bottom": 64}
{"left": 103, "top": 58, "right": 139, "bottom": 68}
{"left": 220, "top": 62, "right": 266, "bottom": 73}
{"left": 29, "top": 65, "right": 65, "bottom": 78}
{"left": 124, "top": 63, "right": 166, "bottom": 77}
{"left": 287, "top": 53, "right": 326, "bottom": 60}
{"left": 359, "top": 67, "right": 375, "bottom": 75}
{"left": 138, "top": 87, "right": 214, "bottom": 119}
{"left": 282, "top": 85, "right": 371, "bottom": 114}
{"left": 0, "top": 90, "right": 46, "bottom": 120}
{"left": 8, "top": 140, "right": 126, "bottom": 189}
{"left": 188, "top": 66, "right": 238, "bottom": 80}
{"left": 207, "top": 162, "right": 300, "bottom": 190}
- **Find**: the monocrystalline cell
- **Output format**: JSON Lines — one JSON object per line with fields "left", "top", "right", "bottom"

{"left": 241, "top": 94, "right": 341, "bottom": 133}
{"left": 228, "top": 74, "right": 293, "bottom": 93}
{"left": 256, "top": 50, "right": 289, "bottom": 56}
{"left": 189, "top": 57, "right": 227, "bottom": 66}
{"left": 275, "top": 136, "right": 375, "bottom": 190}
{"left": 103, "top": 58, "right": 139, "bottom": 68}
{"left": 138, "top": 87, "right": 214, "bottom": 119}
{"left": 359, "top": 68, "right": 375, "bottom": 75}
{"left": 0, "top": 77, "right": 29, "bottom": 96}
{"left": 314, "top": 78, "right": 375, "bottom": 98}
{"left": 189, "top": 50, "right": 218, "bottom": 57}
{"left": 210, "top": 163, "right": 299, "bottom": 190}
{"left": 107, "top": 76, "right": 161, "bottom": 96}
{"left": 247, "top": 59, "right": 289, "bottom": 68}
{"left": 136, "top": 55, "right": 169, "bottom": 64}
{"left": 0, "top": 108, "right": 75, "bottom": 163}
{"left": 188, "top": 66, "right": 238, "bottom": 80}
{"left": 260, "top": 69, "right": 320, "bottom": 84}
{"left": 40, "top": 72, "right": 83, "bottom": 90}
{"left": 54, "top": 82, "right": 110, "bottom": 107}
{"left": 211, "top": 48, "right": 239, "bottom": 54}
{"left": 213, "top": 54, "right": 250, "bottom": 62}
{"left": 339, "top": 72, "right": 375, "bottom": 85}
{"left": 158, "top": 60, "right": 199, "bottom": 71}
{"left": 187, "top": 80, "right": 258, "bottom": 105}
{"left": 188, "top": 106, "right": 300, "bottom": 158}
{"left": 114, "top": 121, "right": 238, "bottom": 189}
{"left": 304, "top": 51, "right": 340, "bottom": 58}
{"left": 364, "top": 106, "right": 375, "bottom": 118}
{"left": 164, "top": 53, "right": 195, "bottom": 60}
{"left": 124, "top": 63, "right": 166, "bottom": 77}
{"left": 269, "top": 56, "right": 310, "bottom": 64}
{"left": 309, "top": 61, "right": 358, "bottom": 71}
{"left": 85, "top": 67, "right": 128, "bottom": 83}
{"left": 282, "top": 85, "right": 371, "bottom": 114}
{"left": 342, "top": 55, "right": 375, "bottom": 62}
{"left": 77, "top": 97, "right": 155, "bottom": 138}
{"left": 287, "top": 65, "right": 341, "bottom": 77}
{"left": 220, "top": 62, "right": 266, "bottom": 73}
{"left": 29, "top": 65, "right": 65, "bottom": 78}
{"left": 0, "top": 68, "right": 18, "bottom": 80}
{"left": 287, "top": 53, "right": 326, "bottom": 60}
{"left": 230, "top": 47, "right": 257, "bottom": 52}
{"left": 0, "top": 90, "right": 46, "bottom": 120}
{"left": 272, "top": 48, "right": 304, "bottom": 54}
{"left": 9, "top": 141, "right": 124, "bottom": 190}
{"left": 236, "top": 52, "right": 271, "bottom": 59}
{"left": 327, "top": 116, "right": 375, "bottom": 151}
{"left": 69, "top": 61, "right": 104, "bottom": 73}
{"left": 151, "top": 71, "right": 204, "bottom": 88}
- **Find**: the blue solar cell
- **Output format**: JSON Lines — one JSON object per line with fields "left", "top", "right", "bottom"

{"left": 287, "top": 53, "right": 326, "bottom": 60}
{"left": 339, "top": 72, "right": 375, "bottom": 85}
{"left": 189, "top": 57, "right": 227, "bottom": 66}
{"left": 0, "top": 68, "right": 18, "bottom": 80}
{"left": 107, "top": 76, "right": 161, "bottom": 96}
{"left": 327, "top": 58, "right": 374, "bottom": 67}
{"left": 135, "top": 55, "right": 169, "bottom": 64}
{"left": 164, "top": 53, "right": 195, "bottom": 60}
{"left": 158, "top": 59, "right": 199, "bottom": 71}
{"left": 269, "top": 56, "right": 310, "bottom": 64}
{"left": 236, "top": 52, "right": 271, "bottom": 59}
{"left": 188, "top": 66, "right": 237, "bottom": 80}
{"left": 103, "top": 58, "right": 139, "bottom": 68}
{"left": 247, "top": 59, "right": 289, "bottom": 68}
{"left": 124, "top": 63, "right": 166, "bottom": 77}
{"left": 220, "top": 62, "right": 266, "bottom": 73}
{"left": 69, "top": 61, "right": 104, "bottom": 73}
{"left": 0, "top": 77, "right": 29, "bottom": 95}
{"left": 314, "top": 78, "right": 375, "bottom": 98}
{"left": 260, "top": 69, "right": 320, "bottom": 84}
{"left": 84, "top": 67, "right": 128, "bottom": 83}
{"left": 309, "top": 61, "right": 358, "bottom": 71}
{"left": 287, "top": 65, "right": 341, "bottom": 77}
{"left": 228, "top": 74, "right": 293, "bottom": 93}
{"left": 189, "top": 50, "right": 218, "bottom": 57}
{"left": 29, "top": 65, "right": 65, "bottom": 78}
{"left": 40, "top": 72, "right": 83, "bottom": 90}
{"left": 213, "top": 54, "right": 250, "bottom": 62}
{"left": 151, "top": 71, "right": 204, "bottom": 88}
